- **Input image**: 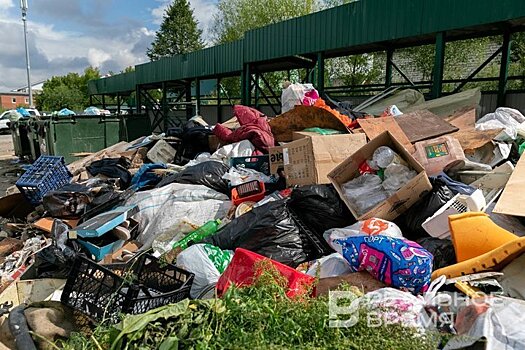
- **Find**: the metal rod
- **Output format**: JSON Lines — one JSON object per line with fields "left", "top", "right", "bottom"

{"left": 498, "top": 31, "right": 512, "bottom": 107}
{"left": 453, "top": 46, "right": 503, "bottom": 94}
{"left": 21, "top": 0, "right": 32, "bottom": 107}
{"left": 391, "top": 61, "right": 416, "bottom": 87}
{"left": 385, "top": 48, "right": 394, "bottom": 87}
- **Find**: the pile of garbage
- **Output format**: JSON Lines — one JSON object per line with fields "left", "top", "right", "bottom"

{"left": 1, "top": 85, "right": 525, "bottom": 349}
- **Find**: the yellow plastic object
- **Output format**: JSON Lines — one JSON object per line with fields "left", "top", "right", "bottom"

{"left": 454, "top": 281, "right": 482, "bottom": 299}
{"left": 432, "top": 238, "right": 525, "bottom": 279}
{"left": 449, "top": 212, "right": 518, "bottom": 262}
{"left": 432, "top": 212, "right": 525, "bottom": 280}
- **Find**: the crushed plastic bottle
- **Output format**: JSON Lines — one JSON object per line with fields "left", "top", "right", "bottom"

{"left": 372, "top": 146, "right": 407, "bottom": 168}
{"left": 382, "top": 164, "right": 417, "bottom": 193}
{"left": 342, "top": 174, "right": 389, "bottom": 216}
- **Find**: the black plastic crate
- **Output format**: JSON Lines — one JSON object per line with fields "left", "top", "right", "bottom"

{"left": 61, "top": 253, "right": 194, "bottom": 323}
{"left": 16, "top": 155, "right": 72, "bottom": 205}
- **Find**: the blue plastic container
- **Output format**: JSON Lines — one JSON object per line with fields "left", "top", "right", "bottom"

{"left": 16, "top": 155, "right": 72, "bottom": 205}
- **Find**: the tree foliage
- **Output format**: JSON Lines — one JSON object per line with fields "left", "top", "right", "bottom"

{"left": 35, "top": 67, "right": 100, "bottom": 112}
{"left": 212, "top": 0, "right": 317, "bottom": 44}
{"left": 147, "top": 0, "right": 204, "bottom": 61}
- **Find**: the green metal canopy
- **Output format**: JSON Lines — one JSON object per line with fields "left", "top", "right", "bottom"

{"left": 88, "top": 0, "right": 525, "bottom": 97}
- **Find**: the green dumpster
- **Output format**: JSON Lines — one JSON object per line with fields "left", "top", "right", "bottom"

{"left": 45, "top": 115, "right": 120, "bottom": 163}
{"left": 10, "top": 118, "right": 32, "bottom": 159}
{"left": 119, "top": 114, "right": 152, "bottom": 142}
{"left": 27, "top": 118, "right": 43, "bottom": 161}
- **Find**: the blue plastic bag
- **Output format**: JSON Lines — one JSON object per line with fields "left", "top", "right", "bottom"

{"left": 332, "top": 235, "right": 433, "bottom": 294}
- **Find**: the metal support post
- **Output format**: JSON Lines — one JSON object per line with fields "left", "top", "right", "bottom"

{"left": 254, "top": 72, "right": 260, "bottom": 109}
{"left": 385, "top": 48, "right": 394, "bottom": 87}
{"left": 117, "top": 94, "right": 121, "bottom": 114}
{"left": 161, "top": 82, "right": 168, "bottom": 129}
{"left": 498, "top": 31, "right": 512, "bottom": 107}
{"left": 431, "top": 32, "right": 446, "bottom": 99}
{"left": 316, "top": 52, "right": 325, "bottom": 93}
{"left": 136, "top": 87, "right": 142, "bottom": 114}
{"left": 195, "top": 78, "right": 201, "bottom": 116}
{"left": 185, "top": 81, "right": 193, "bottom": 120}
{"left": 217, "top": 78, "right": 222, "bottom": 123}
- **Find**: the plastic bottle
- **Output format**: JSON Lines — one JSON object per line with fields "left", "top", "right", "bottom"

{"left": 372, "top": 146, "right": 407, "bottom": 168}
{"left": 172, "top": 219, "right": 222, "bottom": 250}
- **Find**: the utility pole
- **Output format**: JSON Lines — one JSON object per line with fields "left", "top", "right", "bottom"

{"left": 21, "top": 0, "right": 33, "bottom": 108}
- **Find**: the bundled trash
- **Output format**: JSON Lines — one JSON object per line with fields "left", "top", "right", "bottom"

{"left": 2, "top": 89, "right": 525, "bottom": 350}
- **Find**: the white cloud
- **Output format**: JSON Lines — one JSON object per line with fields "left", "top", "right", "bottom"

{"left": 0, "top": 0, "right": 13, "bottom": 11}
{"left": 0, "top": 16, "right": 154, "bottom": 90}
{"left": 88, "top": 48, "right": 111, "bottom": 67}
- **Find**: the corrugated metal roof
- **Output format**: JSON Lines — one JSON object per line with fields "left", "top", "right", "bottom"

{"left": 88, "top": 71, "right": 136, "bottom": 94}
{"left": 90, "top": 0, "right": 525, "bottom": 93}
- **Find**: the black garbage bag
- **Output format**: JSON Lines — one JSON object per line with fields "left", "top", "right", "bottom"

{"left": 396, "top": 178, "right": 454, "bottom": 240}
{"left": 201, "top": 200, "right": 312, "bottom": 267}
{"left": 42, "top": 183, "right": 94, "bottom": 218}
{"left": 181, "top": 126, "right": 214, "bottom": 161}
{"left": 43, "top": 180, "right": 119, "bottom": 219}
{"left": 288, "top": 184, "right": 355, "bottom": 236}
{"left": 87, "top": 157, "right": 132, "bottom": 189}
{"left": 416, "top": 237, "right": 456, "bottom": 270}
{"left": 156, "top": 161, "right": 230, "bottom": 195}
{"left": 33, "top": 220, "right": 85, "bottom": 278}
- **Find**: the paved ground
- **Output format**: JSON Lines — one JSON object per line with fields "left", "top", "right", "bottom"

{"left": 0, "top": 134, "right": 26, "bottom": 195}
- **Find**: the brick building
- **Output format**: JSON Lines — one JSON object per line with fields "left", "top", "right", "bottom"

{"left": 0, "top": 92, "right": 29, "bottom": 110}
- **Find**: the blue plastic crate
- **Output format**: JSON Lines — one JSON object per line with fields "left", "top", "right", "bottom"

{"left": 16, "top": 155, "right": 72, "bottom": 205}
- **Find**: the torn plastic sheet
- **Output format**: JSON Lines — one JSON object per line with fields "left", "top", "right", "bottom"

{"left": 126, "top": 183, "right": 231, "bottom": 248}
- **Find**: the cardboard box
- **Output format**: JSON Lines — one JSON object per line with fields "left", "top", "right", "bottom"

{"left": 328, "top": 131, "right": 432, "bottom": 221}
{"left": 493, "top": 153, "right": 525, "bottom": 217}
{"left": 269, "top": 133, "right": 367, "bottom": 186}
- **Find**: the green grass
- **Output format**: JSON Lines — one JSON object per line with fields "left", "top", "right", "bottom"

{"left": 56, "top": 263, "right": 443, "bottom": 350}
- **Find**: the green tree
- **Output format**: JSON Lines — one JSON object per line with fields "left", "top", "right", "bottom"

{"left": 147, "top": 0, "right": 204, "bottom": 61}
{"left": 35, "top": 67, "right": 100, "bottom": 112}
{"left": 212, "top": 0, "right": 316, "bottom": 44}
{"left": 213, "top": 0, "right": 318, "bottom": 102}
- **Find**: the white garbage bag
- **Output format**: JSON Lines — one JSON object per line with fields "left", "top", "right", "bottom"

{"left": 126, "top": 183, "right": 231, "bottom": 248}
{"left": 475, "top": 107, "right": 525, "bottom": 141}
{"left": 445, "top": 296, "right": 525, "bottom": 350}
{"left": 324, "top": 218, "right": 404, "bottom": 250}
{"left": 306, "top": 253, "right": 352, "bottom": 278}
{"left": 176, "top": 244, "right": 233, "bottom": 299}
{"left": 210, "top": 140, "right": 255, "bottom": 165}
{"left": 281, "top": 83, "right": 318, "bottom": 113}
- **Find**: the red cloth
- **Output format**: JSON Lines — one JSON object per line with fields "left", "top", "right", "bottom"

{"left": 214, "top": 105, "right": 275, "bottom": 153}
{"left": 217, "top": 248, "right": 315, "bottom": 298}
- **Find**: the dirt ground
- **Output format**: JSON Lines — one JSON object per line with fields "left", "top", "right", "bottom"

{"left": 0, "top": 134, "right": 27, "bottom": 195}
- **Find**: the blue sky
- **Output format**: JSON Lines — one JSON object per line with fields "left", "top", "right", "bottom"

{"left": 0, "top": 0, "right": 218, "bottom": 91}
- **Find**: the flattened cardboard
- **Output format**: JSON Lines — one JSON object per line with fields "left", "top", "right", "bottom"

{"left": 396, "top": 110, "right": 459, "bottom": 143}
{"left": 493, "top": 154, "right": 525, "bottom": 217}
{"left": 328, "top": 131, "right": 432, "bottom": 221}
{"left": 445, "top": 108, "right": 476, "bottom": 130}
{"left": 269, "top": 133, "right": 367, "bottom": 186}
{"left": 357, "top": 117, "right": 415, "bottom": 153}
{"left": 292, "top": 131, "right": 329, "bottom": 140}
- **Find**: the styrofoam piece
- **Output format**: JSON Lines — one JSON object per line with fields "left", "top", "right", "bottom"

{"left": 470, "top": 161, "right": 514, "bottom": 206}
{"left": 422, "top": 189, "right": 487, "bottom": 239}
{"left": 147, "top": 139, "right": 177, "bottom": 164}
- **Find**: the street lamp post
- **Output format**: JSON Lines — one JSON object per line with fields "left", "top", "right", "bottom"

{"left": 20, "top": 0, "right": 32, "bottom": 108}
